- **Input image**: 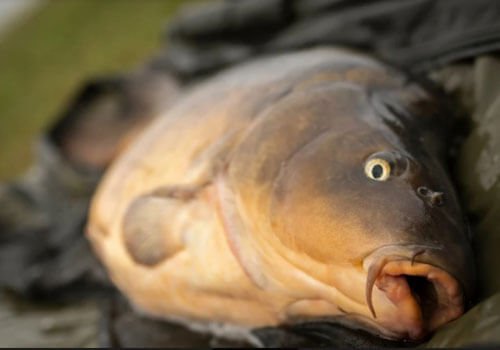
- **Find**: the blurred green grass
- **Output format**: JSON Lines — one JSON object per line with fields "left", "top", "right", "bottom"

{"left": 0, "top": 0, "right": 195, "bottom": 180}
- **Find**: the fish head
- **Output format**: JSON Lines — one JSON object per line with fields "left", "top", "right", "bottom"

{"left": 253, "top": 84, "right": 475, "bottom": 340}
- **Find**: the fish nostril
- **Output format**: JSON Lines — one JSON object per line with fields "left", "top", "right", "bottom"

{"left": 417, "top": 187, "right": 445, "bottom": 207}
{"left": 430, "top": 192, "right": 445, "bottom": 207}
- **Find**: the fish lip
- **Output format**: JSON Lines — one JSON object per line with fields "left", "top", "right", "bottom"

{"left": 362, "top": 246, "right": 464, "bottom": 340}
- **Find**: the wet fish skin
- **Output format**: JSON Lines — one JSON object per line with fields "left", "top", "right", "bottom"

{"left": 87, "top": 48, "right": 475, "bottom": 341}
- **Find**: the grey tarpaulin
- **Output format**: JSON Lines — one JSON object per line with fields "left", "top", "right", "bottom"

{"left": 155, "top": 0, "right": 500, "bottom": 80}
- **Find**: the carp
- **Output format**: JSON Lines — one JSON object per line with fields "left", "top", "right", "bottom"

{"left": 87, "top": 48, "right": 475, "bottom": 342}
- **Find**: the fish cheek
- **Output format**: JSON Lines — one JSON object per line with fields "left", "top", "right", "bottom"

{"left": 270, "top": 149, "right": 429, "bottom": 266}
{"left": 319, "top": 169, "right": 429, "bottom": 258}
{"left": 269, "top": 151, "right": 379, "bottom": 265}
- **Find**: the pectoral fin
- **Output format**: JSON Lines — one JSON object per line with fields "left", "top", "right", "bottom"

{"left": 122, "top": 182, "right": 211, "bottom": 267}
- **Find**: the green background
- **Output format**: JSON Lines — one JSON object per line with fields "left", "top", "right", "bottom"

{"left": 0, "top": 0, "right": 195, "bottom": 180}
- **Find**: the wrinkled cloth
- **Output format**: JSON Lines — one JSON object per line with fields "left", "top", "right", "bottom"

{"left": 0, "top": 292, "right": 99, "bottom": 348}
{"left": 0, "top": 136, "right": 104, "bottom": 297}
{"left": 430, "top": 55, "right": 500, "bottom": 299}
{"left": 427, "top": 293, "right": 500, "bottom": 347}
{"left": 100, "top": 293, "right": 413, "bottom": 348}
{"left": 156, "top": 0, "right": 500, "bottom": 80}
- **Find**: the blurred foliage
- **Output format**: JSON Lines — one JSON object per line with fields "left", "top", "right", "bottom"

{"left": 0, "top": 0, "right": 197, "bottom": 180}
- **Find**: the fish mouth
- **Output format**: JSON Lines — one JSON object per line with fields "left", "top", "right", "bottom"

{"left": 364, "top": 247, "right": 464, "bottom": 340}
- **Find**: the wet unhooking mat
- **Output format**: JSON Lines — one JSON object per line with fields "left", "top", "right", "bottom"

{"left": 1, "top": 0, "right": 500, "bottom": 347}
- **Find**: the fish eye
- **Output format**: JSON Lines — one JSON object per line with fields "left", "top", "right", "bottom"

{"left": 364, "top": 158, "right": 391, "bottom": 181}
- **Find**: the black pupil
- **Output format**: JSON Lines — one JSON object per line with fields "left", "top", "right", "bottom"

{"left": 371, "top": 164, "right": 384, "bottom": 179}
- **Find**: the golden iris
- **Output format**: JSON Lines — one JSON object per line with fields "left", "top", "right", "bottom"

{"left": 365, "top": 158, "right": 391, "bottom": 181}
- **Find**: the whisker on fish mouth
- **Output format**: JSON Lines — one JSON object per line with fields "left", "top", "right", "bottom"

{"left": 365, "top": 253, "right": 423, "bottom": 319}
{"left": 410, "top": 249, "right": 426, "bottom": 266}
{"left": 366, "top": 258, "right": 387, "bottom": 318}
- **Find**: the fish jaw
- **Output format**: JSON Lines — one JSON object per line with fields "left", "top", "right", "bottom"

{"left": 362, "top": 245, "right": 465, "bottom": 340}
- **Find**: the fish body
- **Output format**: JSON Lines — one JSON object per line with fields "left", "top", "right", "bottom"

{"left": 87, "top": 48, "right": 474, "bottom": 341}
